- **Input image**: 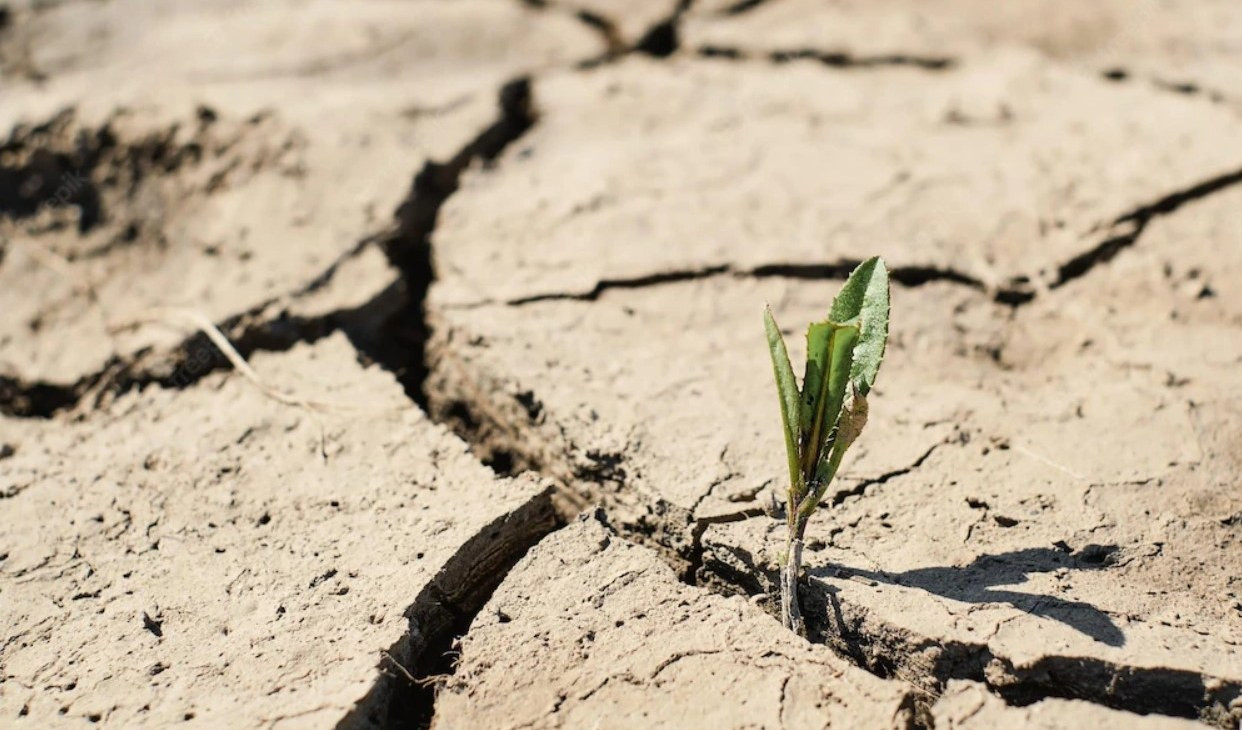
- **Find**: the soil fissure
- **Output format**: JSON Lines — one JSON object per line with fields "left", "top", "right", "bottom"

{"left": 698, "top": 542, "right": 1242, "bottom": 726}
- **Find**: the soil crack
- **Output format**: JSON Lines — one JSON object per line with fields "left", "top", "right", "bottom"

{"left": 1102, "top": 68, "right": 1240, "bottom": 113}
{"left": 507, "top": 264, "right": 732, "bottom": 304}
{"left": 0, "top": 267, "right": 369, "bottom": 418}
{"left": 502, "top": 259, "right": 987, "bottom": 306}
{"left": 334, "top": 486, "right": 561, "bottom": 730}
{"left": 826, "top": 441, "right": 943, "bottom": 507}
{"left": 751, "top": 261, "right": 985, "bottom": 289}
{"left": 365, "top": 76, "right": 537, "bottom": 412}
{"left": 1, "top": 76, "right": 538, "bottom": 420}
{"left": 698, "top": 45, "right": 955, "bottom": 71}
{"left": 697, "top": 534, "right": 1242, "bottom": 726}
{"left": 467, "top": 165, "right": 1242, "bottom": 311}
{"left": 524, "top": 0, "right": 693, "bottom": 68}
{"left": 717, "top": 0, "right": 772, "bottom": 16}
{"left": 1001, "top": 163, "right": 1242, "bottom": 301}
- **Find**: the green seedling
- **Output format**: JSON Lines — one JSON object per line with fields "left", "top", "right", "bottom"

{"left": 763, "top": 257, "right": 890, "bottom": 635}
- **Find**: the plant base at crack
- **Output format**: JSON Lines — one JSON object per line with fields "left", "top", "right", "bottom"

{"left": 780, "top": 534, "right": 806, "bottom": 636}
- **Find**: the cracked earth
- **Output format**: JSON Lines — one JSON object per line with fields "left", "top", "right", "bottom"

{"left": 1, "top": 1, "right": 1240, "bottom": 728}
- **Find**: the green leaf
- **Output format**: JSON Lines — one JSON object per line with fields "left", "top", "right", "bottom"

{"left": 828, "top": 257, "right": 890, "bottom": 395}
{"left": 809, "top": 387, "right": 869, "bottom": 509}
{"left": 800, "top": 321, "right": 858, "bottom": 479}
{"left": 798, "top": 321, "right": 833, "bottom": 436}
{"left": 764, "top": 307, "right": 804, "bottom": 500}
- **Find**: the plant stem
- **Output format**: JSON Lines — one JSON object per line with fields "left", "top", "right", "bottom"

{"left": 780, "top": 513, "right": 807, "bottom": 636}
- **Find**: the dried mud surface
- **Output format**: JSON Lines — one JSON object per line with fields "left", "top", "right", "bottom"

{"left": 434, "top": 517, "right": 914, "bottom": 730}
{"left": 2, "top": 1, "right": 1240, "bottom": 728}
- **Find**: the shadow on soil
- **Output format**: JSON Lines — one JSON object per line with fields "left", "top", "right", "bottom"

{"left": 814, "top": 544, "right": 1125, "bottom": 647}
{"left": 702, "top": 533, "right": 1238, "bottom": 723}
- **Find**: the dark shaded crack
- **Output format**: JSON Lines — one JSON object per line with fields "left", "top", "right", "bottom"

{"left": 0, "top": 310, "right": 307, "bottom": 419}
{"left": 304, "top": 45, "right": 1242, "bottom": 730}
{"left": 718, "top": 0, "right": 771, "bottom": 16}
{"left": 426, "top": 334, "right": 629, "bottom": 512}
{"left": 573, "top": 9, "right": 625, "bottom": 55}
{"left": 0, "top": 374, "right": 79, "bottom": 420}
{"left": 503, "top": 259, "right": 986, "bottom": 306}
{"left": 427, "top": 328, "right": 717, "bottom": 570}
{"left": 491, "top": 166, "right": 1242, "bottom": 312}
{"left": 698, "top": 45, "right": 956, "bottom": 71}
{"left": 752, "top": 262, "right": 984, "bottom": 289}
{"left": 825, "top": 442, "right": 942, "bottom": 507}
{"left": 520, "top": 0, "right": 626, "bottom": 57}
{"left": 1039, "top": 225, "right": 1140, "bottom": 295}
{"left": 334, "top": 486, "right": 561, "bottom": 730}
{"left": 0, "top": 303, "right": 360, "bottom": 420}
{"left": 508, "top": 265, "right": 731, "bottom": 304}
{"left": 998, "top": 164, "right": 1242, "bottom": 301}
{"left": 0, "top": 130, "right": 101, "bottom": 233}
{"left": 427, "top": 338, "right": 631, "bottom": 522}
{"left": 0, "top": 237, "right": 381, "bottom": 418}
{"left": 0, "top": 77, "right": 561, "bottom": 730}
{"left": 1101, "top": 67, "right": 1237, "bottom": 110}
{"left": 0, "top": 107, "right": 160, "bottom": 233}
{"left": 520, "top": 0, "right": 691, "bottom": 69}
{"left": 1112, "top": 166, "right": 1242, "bottom": 229}
{"left": 698, "top": 536, "right": 1242, "bottom": 727}
{"left": 1, "top": 77, "right": 538, "bottom": 420}
{"left": 428, "top": 315, "right": 775, "bottom": 582}
{"left": 498, "top": 163, "right": 1242, "bottom": 309}
{"left": 683, "top": 507, "right": 767, "bottom": 586}
{"left": 361, "top": 77, "right": 537, "bottom": 413}
{"left": 632, "top": 0, "right": 692, "bottom": 60}
{"left": 634, "top": 17, "right": 681, "bottom": 59}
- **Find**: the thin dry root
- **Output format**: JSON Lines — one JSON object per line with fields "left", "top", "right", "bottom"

{"left": 110, "top": 307, "right": 392, "bottom": 460}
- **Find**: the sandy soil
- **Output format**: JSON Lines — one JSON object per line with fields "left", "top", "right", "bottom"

{"left": 2, "top": 1, "right": 1240, "bottom": 728}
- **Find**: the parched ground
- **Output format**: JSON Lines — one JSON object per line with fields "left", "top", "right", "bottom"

{"left": 1, "top": 1, "right": 1240, "bottom": 728}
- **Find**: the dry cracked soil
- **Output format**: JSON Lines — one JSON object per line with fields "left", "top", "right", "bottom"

{"left": 1, "top": 1, "right": 1240, "bottom": 729}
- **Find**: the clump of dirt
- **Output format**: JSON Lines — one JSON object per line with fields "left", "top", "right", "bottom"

{"left": 0, "top": 104, "right": 318, "bottom": 389}
{"left": 0, "top": 106, "right": 303, "bottom": 257}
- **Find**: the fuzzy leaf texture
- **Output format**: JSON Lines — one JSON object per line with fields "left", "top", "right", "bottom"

{"left": 828, "top": 257, "right": 890, "bottom": 396}
{"left": 806, "top": 388, "right": 869, "bottom": 512}
{"left": 764, "top": 307, "right": 804, "bottom": 500}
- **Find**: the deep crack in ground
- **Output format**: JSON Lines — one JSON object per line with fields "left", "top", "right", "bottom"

{"left": 4, "top": 15, "right": 1241, "bottom": 727}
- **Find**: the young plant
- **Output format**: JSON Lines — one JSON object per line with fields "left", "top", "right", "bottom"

{"left": 763, "top": 257, "right": 890, "bottom": 635}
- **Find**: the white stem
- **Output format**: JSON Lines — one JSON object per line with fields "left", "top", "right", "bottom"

{"left": 780, "top": 531, "right": 805, "bottom": 636}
